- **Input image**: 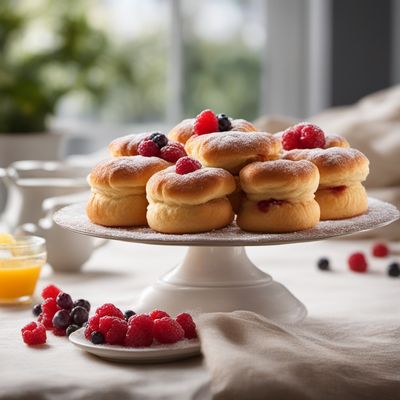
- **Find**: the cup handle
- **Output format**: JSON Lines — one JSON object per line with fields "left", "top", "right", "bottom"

{"left": 14, "top": 223, "right": 38, "bottom": 236}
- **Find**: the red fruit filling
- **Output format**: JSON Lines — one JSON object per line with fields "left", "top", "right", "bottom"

{"left": 41, "top": 284, "right": 61, "bottom": 300}
{"left": 372, "top": 243, "right": 389, "bottom": 258}
{"left": 176, "top": 313, "right": 197, "bottom": 339}
{"left": 153, "top": 317, "right": 185, "bottom": 344}
{"left": 21, "top": 322, "right": 47, "bottom": 345}
{"left": 348, "top": 252, "right": 368, "bottom": 273}
{"left": 257, "top": 199, "right": 286, "bottom": 213}
{"left": 282, "top": 123, "right": 326, "bottom": 150}
{"left": 125, "top": 314, "right": 154, "bottom": 347}
{"left": 193, "top": 109, "right": 219, "bottom": 135}
{"left": 328, "top": 185, "right": 347, "bottom": 194}
{"left": 175, "top": 157, "right": 202, "bottom": 175}
{"left": 137, "top": 139, "right": 161, "bottom": 157}
{"left": 160, "top": 142, "right": 187, "bottom": 163}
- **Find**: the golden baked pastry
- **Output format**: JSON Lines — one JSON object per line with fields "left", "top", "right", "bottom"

{"left": 87, "top": 156, "right": 170, "bottom": 227}
{"left": 108, "top": 132, "right": 149, "bottom": 157}
{"left": 283, "top": 147, "right": 369, "bottom": 220}
{"left": 237, "top": 160, "right": 320, "bottom": 232}
{"left": 185, "top": 131, "right": 282, "bottom": 175}
{"left": 168, "top": 118, "right": 256, "bottom": 145}
{"left": 146, "top": 165, "right": 236, "bottom": 233}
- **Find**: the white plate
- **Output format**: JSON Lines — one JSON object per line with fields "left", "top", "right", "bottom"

{"left": 69, "top": 328, "right": 201, "bottom": 363}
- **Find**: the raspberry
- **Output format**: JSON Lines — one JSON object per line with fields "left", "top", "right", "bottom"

{"left": 95, "top": 303, "right": 125, "bottom": 319}
{"left": 282, "top": 123, "right": 326, "bottom": 150}
{"left": 98, "top": 316, "right": 121, "bottom": 335}
{"left": 52, "top": 327, "right": 67, "bottom": 337}
{"left": 138, "top": 139, "right": 161, "bottom": 157}
{"left": 149, "top": 310, "right": 170, "bottom": 321}
{"left": 176, "top": 313, "right": 197, "bottom": 339}
{"left": 85, "top": 314, "right": 100, "bottom": 339}
{"left": 21, "top": 322, "right": 47, "bottom": 345}
{"left": 348, "top": 252, "right": 368, "bottom": 273}
{"left": 38, "top": 313, "right": 53, "bottom": 330}
{"left": 175, "top": 157, "right": 202, "bottom": 175}
{"left": 153, "top": 317, "right": 184, "bottom": 344}
{"left": 160, "top": 142, "right": 187, "bottom": 163}
{"left": 105, "top": 319, "right": 128, "bottom": 345}
{"left": 41, "top": 284, "right": 61, "bottom": 300}
{"left": 125, "top": 314, "right": 154, "bottom": 347}
{"left": 372, "top": 243, "right": 389, "bottom": 258}
{"left": 194, "top": 109, "right": 219, "bottom": 135}
{"left": 42, "top": 298, "right": 60, "bottom": 323}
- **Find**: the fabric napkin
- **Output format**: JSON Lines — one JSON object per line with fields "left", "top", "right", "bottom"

{"left": 197, "top": 311, "right": 400, "bottom": 400}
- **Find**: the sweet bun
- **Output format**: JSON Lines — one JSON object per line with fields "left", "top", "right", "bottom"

{"left": 168, "top": 118, "right": 257, "bottom": 145}
{"left": 283, "top": 147, "right": 369, "bottom": 219}
{"left": 185, "top": 131, "right": 282, "bottom": 174}
{"left": 87, "top": 156, "right": 170, "bottom": 226}
{"left": 324, "top": 135, "right": 350, "bottom": 149}
{"left": 146, "top": 166, "right": 236, "bottom": 233}
{"left": 237, "top": 160, "right": 320, "bottom": 232}
{"left": 108, "top": 133, "right": 149, "bottom": 157}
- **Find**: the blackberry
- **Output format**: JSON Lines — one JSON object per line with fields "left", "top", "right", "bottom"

{"left": 149, "top": 132, "right": 168, "bottom": 148}
{"left": 217, "top": 114, "right": 232, "bottom": 131}
{"left": 73, "top": 299, "right": 91, "bottom": 312}
{"left": 91, "top": 331, "right": 105, "bottom": 345}
{"left": 32, "top": 303, "right": 42, "bottom": 317}
{"left": 388, "top": 262, "right": 400, "bottom": 278}
{"left": 124, "top": 310, "right": 136, "bottom": 321}
{"left": 317, "top": 258, "right": 330, "bottom": 271}
{"left": 66, "top": 324, "right": 80, "bottom": 337}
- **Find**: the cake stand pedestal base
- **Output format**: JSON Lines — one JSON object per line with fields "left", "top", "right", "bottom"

{"left": 134, "top": 246, "right": 307, "bottom": 324}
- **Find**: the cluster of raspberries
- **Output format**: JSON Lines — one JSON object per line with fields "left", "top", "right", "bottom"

{"left": 85, "top": 304, "right": 197, "bottom": 347}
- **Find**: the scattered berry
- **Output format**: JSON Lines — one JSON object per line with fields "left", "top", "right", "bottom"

{"left": 348, "top": 252, "right": 368, "bottom": 273}
{"left": 91, "top": 331, "right": 105, "bottom": 345}
{"left": 175, "top": 157, "right": 202, "bottom": 175}
{"left": 85, "top": 314, "right": 100, "bottom": 339}
{"left": 98, "top": 316, "right": 121, "bottom": 335}
{"left": 138, "top": 139, "right": 161, "bottom": 157}
{"left": 41, "top": 284, "right": 61, "bottom": 300}
{"left": 148, "top": 132, "right": 168, "bottom": 149}
{"left": 388, "top": 262, "right": 400, "bottom": 278}
{"left": 73, "top": 299, "right": 91, "bottom": 312}
{"left": 38, "top": 313, "right": 53, "bottom": 330}
{"left": 125, "top": 314, "right": 154, "bottom": 347}
{"left": 149, "top": 310, "right": 170, "bottom": 321}
{"left": 257, "top": 199, "right": 285, "bottom": 213}
{"left": 42, "top": 298, "right": 60, "bottom": 320}
{"left": 52, "top": 309, "right": 71, "bottom": 329}
{"left": 124, "top": 310, "right": 136, "bottom": 321}
{"left": 317, "top": 258, "right": 330, "bottom": 271}
{"left": 32, "top": 303, "right": 42, "bottom": 317}
{"left": 217, "top": 114, "right": 232, "bottom": 131}
{"left": 153, "top": 317, "right": 184, "bottom": 344}
{"left": 66, "top": 324, "right": 80, "bottom": 337}
{"left": 282, "top": 123, "right": 325, "bottom": 150}
{"left": 52, "top": 327, "right": 67, "bottom": 336}
{"left": 96, "top": 303, "right": 125, "bottom": 319}
{"left": 21, "top": 322, "right": 46, "bottom": 345}
{"left": 71, "top": 306, "right": 89, "bottom": 326}
{"left": 194, "top": 109, "right": 219, "bottom": 135}
{"left": 105, "top": 318, "right": 128, "bottom": 345}
{"left": 160, "top": 142, "right": 187, "bottom": 163}
{"left": 176, "top": 313, "right": 197, "bottom": 339}
{"left": 56, "top": 292, "right": 73, "bottom": 310}
{"left": 372, "top": 243, "right": 389, "bottom": 258}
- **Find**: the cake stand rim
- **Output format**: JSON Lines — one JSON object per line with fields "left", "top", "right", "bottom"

{"left": 53, "top": 197, "right": 399, "bottom": 247}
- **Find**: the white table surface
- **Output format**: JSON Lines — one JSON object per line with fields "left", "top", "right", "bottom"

{"left": 1, "top": 238, "right": 399, "bottom": 400}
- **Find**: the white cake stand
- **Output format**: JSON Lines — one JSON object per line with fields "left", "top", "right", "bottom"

{"left": 54, "top": 198, "right": 399, "bottom": 324}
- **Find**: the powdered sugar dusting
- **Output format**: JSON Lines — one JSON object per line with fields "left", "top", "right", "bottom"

{"left": 54, "top": 198, "right": 399, "bottom": 247}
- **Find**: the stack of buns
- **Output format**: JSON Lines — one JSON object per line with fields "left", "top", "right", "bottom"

{"left": 86, "top": 111, "right": 370, "bottom": 234}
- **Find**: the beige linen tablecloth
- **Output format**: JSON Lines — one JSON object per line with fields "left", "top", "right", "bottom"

{"left": 1, "top": 238, "right": 400, "bottom": 400}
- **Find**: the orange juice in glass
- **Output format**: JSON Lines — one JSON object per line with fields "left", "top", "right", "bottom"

{"left": 0, "top": 235, "right": 46, "bottom": 304}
